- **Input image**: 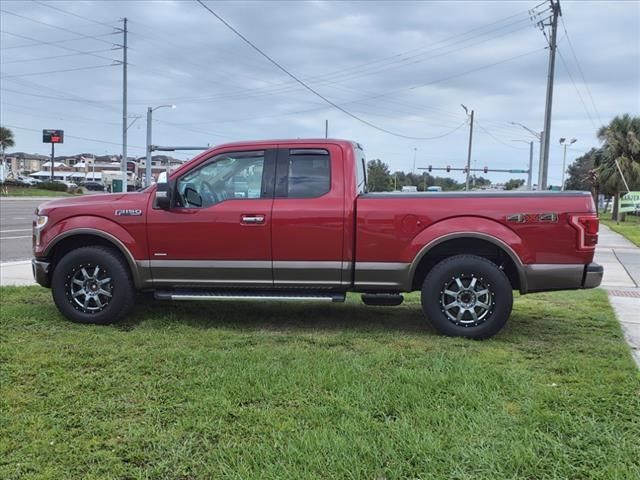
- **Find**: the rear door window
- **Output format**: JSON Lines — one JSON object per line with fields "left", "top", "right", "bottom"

{"left": 277, "top": 149, "right": 330, "bottom": 198}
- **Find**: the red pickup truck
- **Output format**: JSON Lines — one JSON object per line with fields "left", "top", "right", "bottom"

{"left": 32, "top": 139, "right": 602, "bottom": 339}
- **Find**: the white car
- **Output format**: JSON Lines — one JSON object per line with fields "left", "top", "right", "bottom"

{"left": 55, "top": 180, "right": 78, "bottom": 190}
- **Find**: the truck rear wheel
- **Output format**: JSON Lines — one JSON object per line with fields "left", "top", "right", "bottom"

{"left": 421, "top": 254, "right": 512, "bottom": 339}
{"left": 51, "top": 246, "right": 135, "bottom": 325}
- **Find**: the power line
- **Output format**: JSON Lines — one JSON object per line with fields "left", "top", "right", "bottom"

{"left": 31, "top": 0, "right": 119, "bottom": 29}
{"left": 1, "top": 48, "right": 116, "bottom": 64}
{"left": 4, "top": 124, "right": 145, "bottom": 150}
{"left": 557, "top": 47, "right": 598, "bottom": 130}
{"left": 1, "top": 102, "right": 121, "bottom": 127}
{"left": 127, "top": 14, "right": 536, "bottom": 107}
{"left": 0, "top": 8, "right": 118, "bottom": 47}
{"left": 195, "top": 0, "right": 472, "bottom": 141}
{"left": 0, "top": 30, "right": 121, "bottom": 63}
{"left": 1, "top": 63, "right": 117, "bottom": 79}
{"left": 559, "top": 16, "right": 603, "bottom": 126}
{"left": 474, "top": 122, "right": 529, "bottom": 150}
{"left": 0, "top": 31, "right": 118, "bottom": 50}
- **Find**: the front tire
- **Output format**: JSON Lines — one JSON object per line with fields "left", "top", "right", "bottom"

{"left": 51, "top": 246, "right": 135, "bottom": 325}
{"left": 421, "top": 255, "right": 513, "bottom": 339}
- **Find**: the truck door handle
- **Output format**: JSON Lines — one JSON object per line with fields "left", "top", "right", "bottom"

{"left": 241, "top": 214, "right": 265, "bottom": 224}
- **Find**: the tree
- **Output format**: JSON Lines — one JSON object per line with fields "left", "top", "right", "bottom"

{"left": 565, "top": 148, "right": 599, "bottom": 191}
{"left": 596, "top": 114, "right": 640, "bottom": 220}
{"left": 366, "top": 159, "right": 393, "bottom": 192}
{"left": 565, "top": 148, "right": 604, "bottom": 212}
{"left": 0, "top": 126, "right": 15, "bottom": 182}
{"left": 504, "top": 178, "right": 525, "bottom": 190}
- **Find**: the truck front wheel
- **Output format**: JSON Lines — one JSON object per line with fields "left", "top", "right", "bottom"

{"left": 421, "top": 255, "right": 512, "bottom": 339}
{"left": 51, "top": 246, "right": 135, "bottom": 325}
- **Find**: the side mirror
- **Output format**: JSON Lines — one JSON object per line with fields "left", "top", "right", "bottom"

{"left": 155, "top": 173, "right": 172, "bottom": 209}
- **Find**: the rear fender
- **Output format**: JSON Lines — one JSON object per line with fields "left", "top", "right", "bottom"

{"left": 407, "top": 217, "right": 528, "bottom": 289}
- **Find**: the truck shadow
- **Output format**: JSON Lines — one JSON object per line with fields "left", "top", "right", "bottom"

{"left": 120, "top": 295, "right": 433, "bottom": 334}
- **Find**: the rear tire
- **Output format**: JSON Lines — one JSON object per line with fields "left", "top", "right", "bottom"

{"left": 51, "top": 246, "right": 135, "bottom": 325}
{"left": 421, "top": 254, "right": 512, "bottom": 339}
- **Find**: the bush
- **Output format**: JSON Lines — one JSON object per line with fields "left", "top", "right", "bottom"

{"left": 37, "top": 182, "right": 68, "bottom": 192}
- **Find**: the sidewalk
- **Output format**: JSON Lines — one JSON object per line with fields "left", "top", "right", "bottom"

{"left": 595, "top": 224, "right": 640, "bottom": 367}
{"left": 0, "top": 260, "right": 35, "bottom": 286}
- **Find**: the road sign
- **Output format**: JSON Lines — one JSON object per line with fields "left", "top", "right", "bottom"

{"left": 619, "top": 192, "right": 640, "bottom": 213}
{"left": 509, "top": 169, "right": 527, "bottom": 173}
{"left": 43, "top": 129, "right": 64, "bottom": 144}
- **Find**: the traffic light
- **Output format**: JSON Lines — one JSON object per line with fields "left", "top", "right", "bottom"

{"left": 428, "top": 165, "right": 432, "bottom": 172}
{"left": 483, "top": 166, "right": 488, "bottom": 174}
{"left": 463, "top": 166, "right": 468, "bottom": 174}
{"left": 446, "top": 165, "right": 451, "bottom": 173}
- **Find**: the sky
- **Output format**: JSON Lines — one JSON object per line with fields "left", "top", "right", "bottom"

{"left": 1, "top": 0, "right": 639, "bottom": 186}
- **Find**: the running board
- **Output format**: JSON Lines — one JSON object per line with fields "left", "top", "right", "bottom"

{"left": 154, "top": 289, "right": 346, "bottom": 303}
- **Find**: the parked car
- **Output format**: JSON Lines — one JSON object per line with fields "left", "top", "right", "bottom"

{"left": 31, "top": 139, "right": 602, "bottom": 339}
{"left": 81, "top": 181, "right": 107, "bottom": 192}
{"left": 17, "top": 176, "right": 41, "bottom": 187}
{"left": 54, "top": 180, "right": 77, "bottom": 191}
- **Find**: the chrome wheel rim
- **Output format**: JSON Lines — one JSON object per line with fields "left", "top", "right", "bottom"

{"left": 66, "top": 264, "right": 113, "bottom": 313}
{"left": 440, "top": 274, "right": 494, "bottom": 327}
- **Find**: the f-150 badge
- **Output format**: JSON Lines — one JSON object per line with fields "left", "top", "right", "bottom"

{"left": 115, "top": 209, "right": 143, "bottom": 216}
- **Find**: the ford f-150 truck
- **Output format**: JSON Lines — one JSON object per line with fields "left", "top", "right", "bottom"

{"left": 32, "top": 139, "right": 603, "bottom": 339}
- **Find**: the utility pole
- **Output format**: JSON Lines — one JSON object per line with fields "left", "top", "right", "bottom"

{"left": 324, "top": 119, "right": 328, "bottom": 139}
{"left": 538, "top": 0, "right": 561, "bottom": 190}
{"left": 412, "top": 147, "right": 417, "bottom": 175}
{"left": 461, "top": 105, "right": 474, "bottom": 191}
{"left": 121, "top": 17, "right": 128, "bottom": 192}
{"left": 146, "top": 107, "right": 153, "bottom": 188}
{"left": 527, "top": 141, "right": 533, "bottom": 190}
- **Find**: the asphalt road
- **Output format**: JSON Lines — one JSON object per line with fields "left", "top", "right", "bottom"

{"left": 0, "top": 199, "right": 44, "bottom": 262}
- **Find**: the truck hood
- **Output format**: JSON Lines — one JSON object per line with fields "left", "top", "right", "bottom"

{"left": 38, "top": 192, "right": 147, "bottom": 214}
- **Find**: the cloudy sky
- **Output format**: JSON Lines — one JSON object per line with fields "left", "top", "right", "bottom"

{"left": 1, "top": 0, "right": 639, "bottom": 185}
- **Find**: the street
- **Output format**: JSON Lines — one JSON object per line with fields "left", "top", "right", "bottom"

{"left": 0, "top": 198, "right": 42, "bottom": 262}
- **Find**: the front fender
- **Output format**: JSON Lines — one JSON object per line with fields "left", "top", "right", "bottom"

{"left": 37, "top": 216, "right": 148, "bottom": 288}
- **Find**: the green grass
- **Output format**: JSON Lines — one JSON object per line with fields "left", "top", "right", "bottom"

{"left": 1, "top": 186, "right": 74, "bottom": 197}
{"left": 1, "top": 287, "right": 639, "bottom": 479}
{"left": 601, "top": 214, "right": 640, "bottom": 247}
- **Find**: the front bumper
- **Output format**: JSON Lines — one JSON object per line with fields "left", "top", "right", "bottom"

{"left": 522, "top": 262, "right": 603, "bottom": 294}
{"left": 32, "top": 259, "right": 51, "bottom": 288}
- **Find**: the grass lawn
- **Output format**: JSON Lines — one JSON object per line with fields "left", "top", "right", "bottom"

{"left": 1, "top": 287, "right": 639, "bottom": 479}
{"left": 601, "top": 214, "right": 640, "bottom": 247}
{"left": 1, "top": 186, "right": 74, "bottom": 197}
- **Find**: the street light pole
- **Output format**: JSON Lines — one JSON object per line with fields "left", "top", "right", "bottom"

{"left": 510, "top": 122, "right": 542, "bottom": 189}
{"left": 512, "top": 139, "right": 535, "bottom": 190}
{"left": 145, "top": 105, "right": 175, "bottom": 187}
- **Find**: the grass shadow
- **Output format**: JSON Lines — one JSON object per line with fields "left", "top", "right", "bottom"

{"left": 120, "top": 293, "right": 433, "bottom": 335}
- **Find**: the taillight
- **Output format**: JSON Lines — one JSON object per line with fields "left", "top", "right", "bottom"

{"left": 569, "top": 214, "right": 599, "bottom": 250}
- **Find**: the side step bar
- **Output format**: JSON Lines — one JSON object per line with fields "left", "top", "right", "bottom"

{"left": 154, "top": 289, "right": 346, "bottom": 303}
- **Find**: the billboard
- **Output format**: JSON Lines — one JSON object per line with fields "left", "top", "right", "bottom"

{"left": 42, "top": 129, "right": 64, "bottom": 144}
{"left": 619, "top": 191, "right": 640, "bottom": 213}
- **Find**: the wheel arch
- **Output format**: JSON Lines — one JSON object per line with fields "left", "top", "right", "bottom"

{"left": 409, "top": 232, "right": 527, "bottom": 293}
{"left": 43, "top": 228, "right": 146, "bottom": 288}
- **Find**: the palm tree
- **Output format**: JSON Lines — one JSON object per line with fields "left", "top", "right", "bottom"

{"left": 0, "top": 127, "right": 15, "bottom": 182}
{"left": 596, "top": 115, "right": 640, "bottom": 220}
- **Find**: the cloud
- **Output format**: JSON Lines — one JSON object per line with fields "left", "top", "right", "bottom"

{"left": 1, "top": 0, "right": 638, "bottom": 183}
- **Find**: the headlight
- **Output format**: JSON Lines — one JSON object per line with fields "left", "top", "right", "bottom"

{"left": 35, "top": 215, "right": 48, "bottom": 229}
{"left": 33, "top": 215, "right": 48, "bottom": 247}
